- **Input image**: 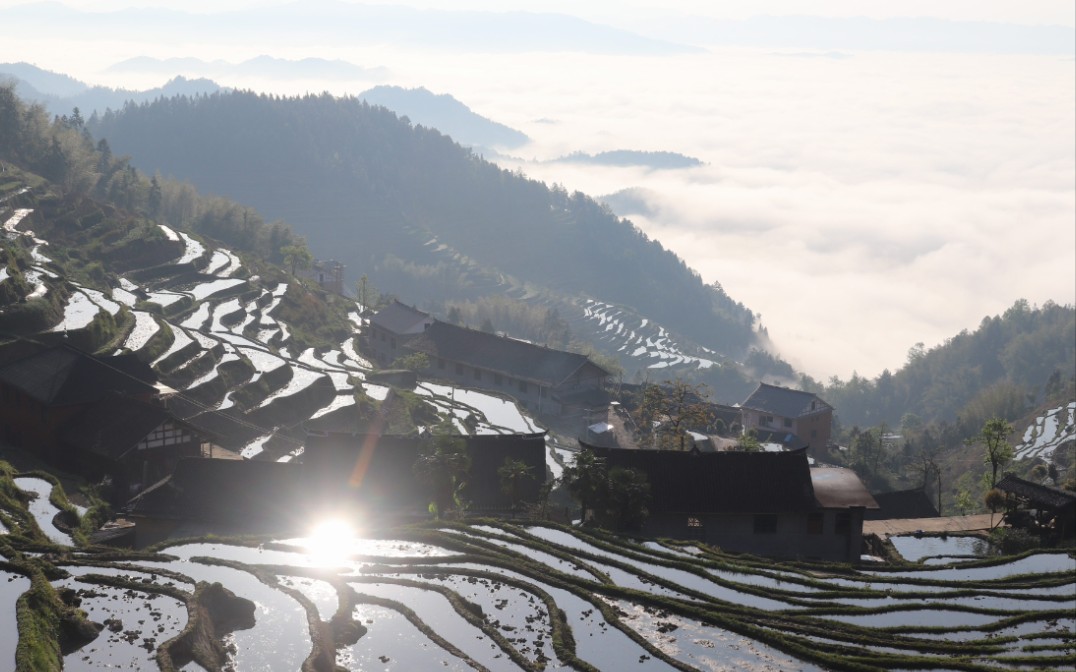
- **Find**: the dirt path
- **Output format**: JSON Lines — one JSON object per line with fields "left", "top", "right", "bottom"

{"left": 864, "top": 514, "right": 1001, "bottom": 537}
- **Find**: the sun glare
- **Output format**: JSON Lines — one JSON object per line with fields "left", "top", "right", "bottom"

{"left": 304, "top": 517, "right": 359, "bottom": 566}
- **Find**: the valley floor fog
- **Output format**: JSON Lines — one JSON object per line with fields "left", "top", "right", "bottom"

{"left": 8, "top": 36, "right": 1075, "bottom": 381}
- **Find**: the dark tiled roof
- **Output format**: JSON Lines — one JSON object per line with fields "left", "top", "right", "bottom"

{"left": 741, "top": 383, "right": 831, "bottom": 419}
{"left": 865, "top": 487, "right": 939, "bottom": 520}
{"left": 0, "top": 344, "right": 157, "bottom": 406}
{"left": 583, "top": 442, "right": 817, "bottom": 514}
{"left": 368, "top": 300, "right": 432, "bottom": 335}
{"left": 60, "top": 398, "right": 172, "bottom": 460}
{"left": 810, "top": 467, "right": 879, "bottom": 509}
{"left": 996, "top": 474, "right": 1076, "bottom": 511}
{"left": 407, "top": 321, "right": 608, "bottom": 387}
{"left": 161, "top": 393, "right": 259, "bottom": 447}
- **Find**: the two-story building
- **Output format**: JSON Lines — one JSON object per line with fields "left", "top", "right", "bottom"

{"left": 0, "top": 344, "right": 217, "bottom": 503}
{"left": 364, "top": 300, "right": 434, "bottom": 366}
{"left": 739, "top": 383, "right": 833, "bottom": 455}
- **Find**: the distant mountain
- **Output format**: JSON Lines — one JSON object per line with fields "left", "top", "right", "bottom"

{"left": 0, "top": 62, "right": 87, "bottom": 98}
{"left": 0, "top": 63, "right": 221, "bottom": 117}
{"left": 1, "top": 1, "right": 699, "bottom": 55}
{"left": 107, "top": 55, "right": 390, "bottom": 82}
{"left": 358, "top": 86, "right": 528, "bottom": 150}
{"left": 599, "top": 188, "right": 661, "bottom": 218}
{"left": 554, "top": 150, "right": 703, "bottom": 170}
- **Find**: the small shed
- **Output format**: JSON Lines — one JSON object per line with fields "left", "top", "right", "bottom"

{"left": 995, "top": 474, "right": 1076, "bottom": 539}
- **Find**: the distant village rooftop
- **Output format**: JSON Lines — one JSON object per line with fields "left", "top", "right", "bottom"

{"left": 368, "top": 300, "right": 433, "bottom": 335}
{"left": 741, "top": 382, "right": 832, "bottom": 418}
{"left": 406, "top": 320, "right": 609, "bottom": 388}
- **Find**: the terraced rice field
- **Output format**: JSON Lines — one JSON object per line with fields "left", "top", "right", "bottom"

{"left": 2, "top": 474, "right": 1073, "bottom": 672}
{"left": 580, "top": 300, "right": 724, "bottom": 372}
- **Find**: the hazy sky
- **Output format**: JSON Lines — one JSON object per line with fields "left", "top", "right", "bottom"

{"left": 11, "top": 0, "right": 1073, "bottom": 26}
{"left": 2, "top": 1, "right": 1073, "bottom": 381}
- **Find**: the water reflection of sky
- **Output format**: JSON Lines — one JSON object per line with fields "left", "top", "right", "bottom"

{"left": 870, "top": 553, "right": 1076, "bottom": 581}
{"left": 2, "top": 517, "right": 1073, "bottom": 669}
{"left": 0, "top": 573, "right": 31, "bottom": 670}
{"left": 889, "top": 534, "right": 994, "bottom": 562}
{"left": 15, "top": 477, "right": 72, "bottom": 545}
{"left": 54, "top": 578, "right": 187, "bottom": 671}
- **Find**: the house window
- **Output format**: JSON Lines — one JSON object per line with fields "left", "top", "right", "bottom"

{"left": 494, "top": 373, "right": 503, "bottom": 385}
{"left": 811, "top": 430, "right": 818, "bottom": 438}
{"left": 783, "top": 418, "right": 792, "bottom": 428}
{"left": 455, "top": 363, "right": 464, "bottom": 375}
{"left": 761, "top": 415, "right": 773, "bottom": 426}
{"left": 807, "top": 512, "right": 823, "bottom": 534}
{"left": 687, "top": 516, "right": 702, "bottom": 528}
{"left": 753, "top": 514, "right": 777, "bottom": 534}
{"left": 834, "top": 512, "right": 850, "bottom": 535}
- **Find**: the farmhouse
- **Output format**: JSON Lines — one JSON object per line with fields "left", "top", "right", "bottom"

{"left": 403, "top": 320, "right": 609, "bottom": 416}
{"left": 0, "top": 343, "right": 219, "bottom": 503}
{"left": 0, "top": 344, "right": 159, "bottom": 461}
{"left": 865, "top": 486, "right": 939, "bottom": 520}
{"left": 583, "top": 442, "right": 877, "bottom": 562}
{"left": 740, "top": 383, "right": 833, "bottom": 454}
{"left": 299, "top": 258, "right": 345, "bottom": 295}
{"left": 364, "top": 300, "right": 434, "bottom": 366}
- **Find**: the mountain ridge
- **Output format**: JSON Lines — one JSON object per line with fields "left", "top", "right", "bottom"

{"left": 86, "top": 89, "right": 764, "bottom": 390}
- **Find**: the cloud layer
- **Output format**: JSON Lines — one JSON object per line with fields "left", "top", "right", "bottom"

{"left": 448, "top": 49, "right": 1074, "bottom": 380}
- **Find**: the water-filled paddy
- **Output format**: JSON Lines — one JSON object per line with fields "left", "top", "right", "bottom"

{"left": 890, "top": 534, "right": 996, "bottom": 562}
{"left": 1, "top": 505, "right": 1073, "bottom": 671}
{"left": 15, "top": 476, "right": 72, "bottom": 545}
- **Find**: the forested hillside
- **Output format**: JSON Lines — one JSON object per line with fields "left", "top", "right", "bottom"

{"left": 88, "top": 91, "right": 760, "bottom": 365}
{"left": 805, "top": 299, "right": 1075, "bottom": 431}
{"left": 802, "top": 299, "right": 1074, "bottom": 514}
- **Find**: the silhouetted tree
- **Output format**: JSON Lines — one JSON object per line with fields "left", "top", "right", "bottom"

{"left": 497, "top": 457, "right": 534, "bottom": 512}
{"left": 978, "top": 417, "right": 1015, "bottom": 489}
{"left": 413, "top": 427, "right": 470, "bottom": 518}
{"left": 562, "top": 448, "right": 606, "bottom": 523}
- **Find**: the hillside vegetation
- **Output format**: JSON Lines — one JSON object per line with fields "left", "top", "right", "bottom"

{"left": 806, "top": 300, "right": 1075, "bottom": 431}
{"left": 87, "top": 91, "right": 761, "bottom": 371}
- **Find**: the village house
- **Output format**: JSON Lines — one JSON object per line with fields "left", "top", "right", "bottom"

{"left": 364, "top": 300, "right": 434, "bottom": 366}
{"left": 403, "top": 320, "right": 610, "bottom": 416}
{"left": 865, "top": 486, "right": 939, "bottom": 521}
{"left": 583, "top": 442, "right": 877, "bottom": 562}
{"left": 0, "top": 343, "right": 219, "bottom": 503}
{"left": 0, "top": 344, "right": 159, "bottom": 462}
{"left": 739, "top": 383, "right": 834, "bottom": 455}
{"left": 299, "top": 258, "right": 346, "bottom": 295}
